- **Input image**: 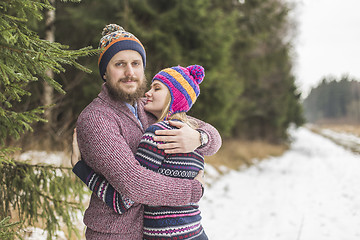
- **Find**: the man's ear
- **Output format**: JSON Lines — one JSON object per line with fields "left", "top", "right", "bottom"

{"left": 103, "top": 73, "right": 107, "bottom": 80}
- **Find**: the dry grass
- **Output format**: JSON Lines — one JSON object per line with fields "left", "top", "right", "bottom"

{"left": 205, "top": 139, "right": 288, "bottom": 170}
{"left": 315, "top": 123, "right": 360, "bottom": 137}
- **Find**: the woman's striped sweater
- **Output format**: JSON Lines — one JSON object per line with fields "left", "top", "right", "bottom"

{"left": 73, "top": 120, "right": 207, "bottom": 239}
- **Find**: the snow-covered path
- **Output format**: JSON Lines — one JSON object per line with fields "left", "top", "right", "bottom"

{"left": 201, "top": 127, "right": 360, "bottom": 240}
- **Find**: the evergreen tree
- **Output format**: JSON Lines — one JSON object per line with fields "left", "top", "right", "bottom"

{"left": 23, "top": 0, "right": 304, "bottom": 144}
{"left": 55, "top": 0, "right": 244, "bottom": 136}
{"left": 0, "top": 0, "right": 95, "bottom": 238}
{"left": 303, "top": 75, "right": 360, "bottom": 124}
{"left": 230, "top": 0, "right": 304, "bottom": 141}
{"left": 138, "top": 0, "right": 243, "bottom": 136}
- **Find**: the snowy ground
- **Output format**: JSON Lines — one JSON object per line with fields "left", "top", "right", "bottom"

{"left": 200, "top": 127, "right": 360, "bottom": 240}
{"left": 316, "top": 128, "right": 360, "bottom": 154}
{"left": 21, "top": 127, "right": 360, "bottom": 239}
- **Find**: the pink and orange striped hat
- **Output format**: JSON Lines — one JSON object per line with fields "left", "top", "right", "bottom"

{"left": 152, "top": 65, "right": 205, "bottom": 117}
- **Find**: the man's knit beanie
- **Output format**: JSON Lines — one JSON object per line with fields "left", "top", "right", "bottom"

{"left": 98, "top": 24, "right": 146, "bottom": 81}
{"left": 152, "top": 65, "right": 205, "bottom": 116}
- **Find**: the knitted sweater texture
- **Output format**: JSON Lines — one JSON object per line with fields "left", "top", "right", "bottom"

{"left": 74, "top": 121, "right": 208, "bottom": 239}
{"left": 139, "top": 122, "right": 206, "bottom": 239}
{"left": 76, "top": 84, "right": 221, "bottom": 239}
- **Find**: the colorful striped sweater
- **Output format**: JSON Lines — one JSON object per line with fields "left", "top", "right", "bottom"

{"left": 74, "top": 120, "right": 208, "bottom": 239}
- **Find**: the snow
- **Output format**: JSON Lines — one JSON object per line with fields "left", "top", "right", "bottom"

{"left": 23, "top": 227, "right": 66, "bottom": 240}
{"left": 21, "top": 127, "right": 360, "bottom": 239}
{"left": 18, "top": 150, "right": 67, "bottom": 166}
{"left": 318, "top": 128, "right": 360, "bottom": 153}
{"left": 201, "top": 127, "right": 360, "bottom": 240}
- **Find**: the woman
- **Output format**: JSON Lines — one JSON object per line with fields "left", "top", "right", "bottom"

{"left": 72, "top": 65, "right": 208, "bottom": 239}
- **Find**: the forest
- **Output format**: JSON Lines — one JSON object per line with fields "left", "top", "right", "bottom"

{"left": 13, "top": 0, "right": 304, "bottom": 148}
{"left": 303, "top": 75, "right": 360, "bottom": 124}
{"left": 1, "top": 0, "right": 304, "bottom": 238}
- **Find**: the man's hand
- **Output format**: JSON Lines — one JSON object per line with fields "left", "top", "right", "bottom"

{"left": 154, "top": 120, "right": 201, "bottom": 154}
{"left": 71, "top": 128, "right": 81, "bottom": 167}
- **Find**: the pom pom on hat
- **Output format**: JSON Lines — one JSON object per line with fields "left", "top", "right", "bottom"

{"left": 187, "top": 65, "right": 205, "bottom": 85}
{"left": 101, "top": 24, "right": 124, "bottom": 37}
{"left": 152, "top": 64, "right": 205, "bottom": 117}
{"left": 98, "top": 24, "right": 146, "bottom": 81}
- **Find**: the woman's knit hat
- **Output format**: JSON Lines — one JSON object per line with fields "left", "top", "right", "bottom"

{"left": 152, "top": 65, "right": 205, "bottom": 116}
{"left": 98, "top": 24, "right": 146, "bottom": 81}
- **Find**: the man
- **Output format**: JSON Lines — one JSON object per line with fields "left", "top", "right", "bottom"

{"left": 75, "top": 24, "right": 222, "bottom": 239}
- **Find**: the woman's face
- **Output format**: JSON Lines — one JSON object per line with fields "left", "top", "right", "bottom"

{"left": 144, "top": 80, "right": 169, "bottom": 118}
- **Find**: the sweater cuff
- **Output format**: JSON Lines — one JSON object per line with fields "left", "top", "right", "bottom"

{"left": 72, "top": 160, "right": 93, "bottom": 184}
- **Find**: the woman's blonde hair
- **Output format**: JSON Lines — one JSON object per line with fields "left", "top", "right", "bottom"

{"left": 158, "top": 90, "right": 198, "bottom": 129}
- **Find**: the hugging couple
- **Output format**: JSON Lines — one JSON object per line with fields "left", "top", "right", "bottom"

{"left": 70, "top": 24, "right": 222, "bottom": 239}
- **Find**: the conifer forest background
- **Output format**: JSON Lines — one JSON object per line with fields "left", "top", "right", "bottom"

{"left": 1, "top": 0, "right": 359, "bottom": 239}
{"left": 15, "top": 0, "right": 305, "bottom": 148}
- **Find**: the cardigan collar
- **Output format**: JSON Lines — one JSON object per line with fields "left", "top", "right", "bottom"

{"left": 97, "top": 83, "right": 155, "bottom": 130}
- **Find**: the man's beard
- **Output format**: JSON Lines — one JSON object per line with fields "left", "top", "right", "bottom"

{"left": 106, "top": 75, "right": 147, "bottom": 104}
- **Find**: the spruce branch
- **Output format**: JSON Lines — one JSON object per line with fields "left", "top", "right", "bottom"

{"left": 0, "top": 160, "right": 88, "bottom": 239}
{"left": 0, "top": 216, "right": 20, "bottom": 240}
{"left": 1, "top": 0, "right": 96, "bottom": 238}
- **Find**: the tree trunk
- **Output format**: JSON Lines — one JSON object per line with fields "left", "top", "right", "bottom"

{"left": 43, "top": 0, "right": 55, "bottom": 133}
{"left": 42, "top": 0, "right": 55, "bottom": 147}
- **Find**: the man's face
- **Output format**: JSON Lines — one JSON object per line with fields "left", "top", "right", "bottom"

{"left": 104, "top": 50, "right": 147, "bottom": 104}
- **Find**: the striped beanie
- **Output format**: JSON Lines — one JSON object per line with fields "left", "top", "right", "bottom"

{"left": 152, "top": 65, "right": 205, "bottom": 116}
{"left": 98, "top": 24, "right": 146, "bottom": 81}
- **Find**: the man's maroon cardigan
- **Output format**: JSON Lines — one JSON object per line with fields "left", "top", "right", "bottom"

{"left": 76, "top": 84, "right": 222, "bottom": 239}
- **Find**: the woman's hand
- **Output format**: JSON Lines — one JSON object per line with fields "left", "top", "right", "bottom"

{"left": 71, "top": 128, "right": 81, "bottom": 167}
